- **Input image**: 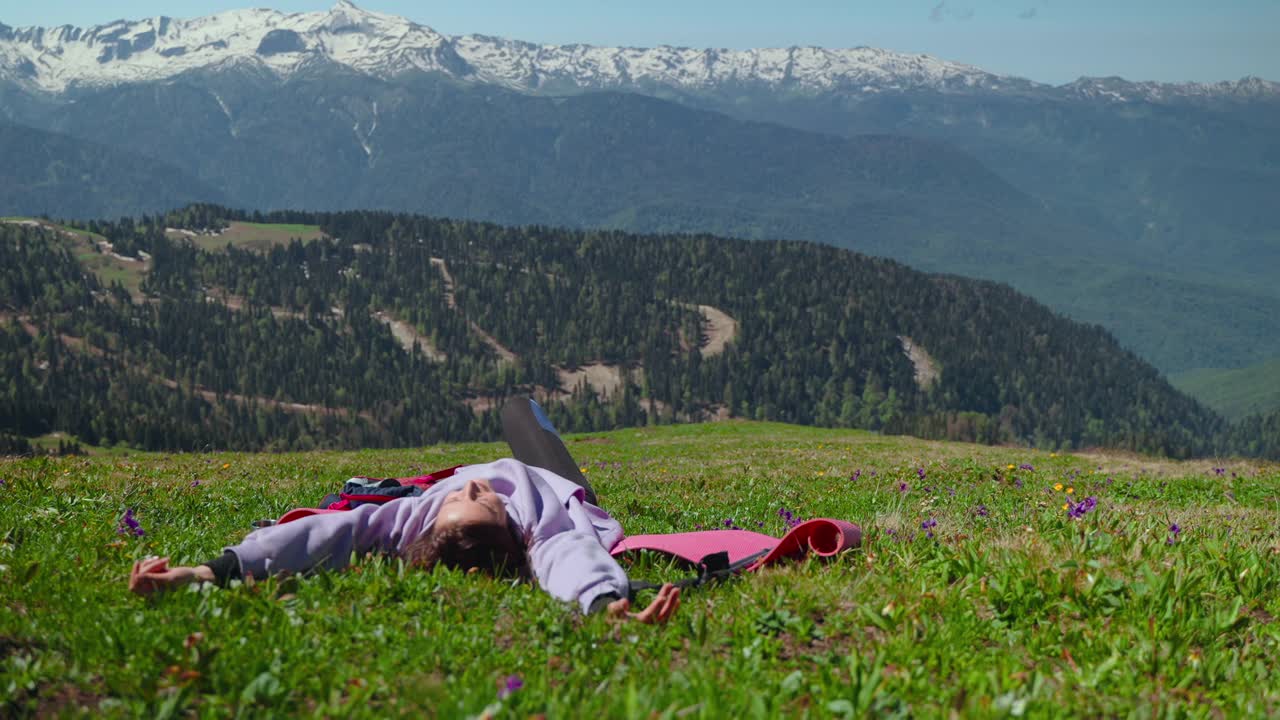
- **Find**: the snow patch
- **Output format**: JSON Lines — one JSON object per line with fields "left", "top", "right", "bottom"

{"left": 210, "top": 91, "right": 238, "bottom": 136}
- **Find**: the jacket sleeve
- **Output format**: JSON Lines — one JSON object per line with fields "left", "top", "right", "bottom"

{"left": 530, "top": 528, "right": 631, "bottom": 613}
{"left": 226, "top": 501, "right": 418, "bottom": 579}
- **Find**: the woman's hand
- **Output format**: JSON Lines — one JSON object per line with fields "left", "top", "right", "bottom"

{"left": 129, "top": 556, "right": 214, "bottom": 596}
{"left": 607, "top": 583, "right": 681, "bottom": 624}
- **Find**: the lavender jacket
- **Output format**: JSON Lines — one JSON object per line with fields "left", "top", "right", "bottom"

{"left": 225, "top": 459, "right": 629, "bottom": 612}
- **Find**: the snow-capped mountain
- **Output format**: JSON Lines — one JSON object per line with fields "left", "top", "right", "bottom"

{"left": 1060, "top": 75, "right": 1280, "bottom": 104}
{"left": 0, "top": 1, "right": 1010, "bottom": 93}
{"left": 8, "top": 0, "right": 1270, "bottom": 101}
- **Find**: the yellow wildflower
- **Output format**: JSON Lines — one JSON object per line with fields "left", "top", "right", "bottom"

{"left": 1066, "top": 487, "right": 1074, "bottom": 495}
{"left": 222, "top": 463, "right": 230, "bottom": 469}
{"left": 1062, "top": 503, "right": 1070, "bottom": 510}
{"left": 817, "top": 470, "right": 826, "bottom": 477}
{"left": 1053, "top": 483, "right": 1064, "bottom": 492}
{"left": 1006, "top": 464, "right": 1015, "bottom": 470}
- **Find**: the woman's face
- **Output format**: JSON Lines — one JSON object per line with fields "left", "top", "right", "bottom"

{"left": 436, "top": 478, "right": 508, "bottom": 531}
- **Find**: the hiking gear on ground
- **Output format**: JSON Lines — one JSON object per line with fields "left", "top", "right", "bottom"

{"left": 612, "top": 519, "right": 862, "bottom": 598}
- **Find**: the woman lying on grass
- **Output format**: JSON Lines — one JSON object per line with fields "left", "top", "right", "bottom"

{"left": 128, "top": 457, "right": 681, "bottom": 624}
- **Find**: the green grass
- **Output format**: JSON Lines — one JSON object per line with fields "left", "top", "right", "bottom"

{"left": 173, "top": 222, "right": 327, "bottom": 253}
{"left": 1171, "top": 358, "right": 1280, "bottom": 421}
{"left": 2, "top": 421, "right": 1278, "bottom": 717}
{"left": 235, "top": 223, "right": 323, "bottom": 235}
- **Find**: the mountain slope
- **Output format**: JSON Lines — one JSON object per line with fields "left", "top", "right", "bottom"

{"left": 1, "top": 69, "right": 1112, "bottom": 297}
{"left": 1171, "top": 358, "right": 1280, "bottom": 421}
{"left": 0, "top": 121, "right": 227, "bottom": 218}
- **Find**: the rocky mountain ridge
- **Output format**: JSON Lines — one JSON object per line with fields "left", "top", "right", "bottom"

{"left": 2, "top": 1, "right": 1274, "bottom": 102}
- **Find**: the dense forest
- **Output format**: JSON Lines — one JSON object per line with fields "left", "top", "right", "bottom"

{"left": 0, "top": 206, "right": 1269, "bottom": 458}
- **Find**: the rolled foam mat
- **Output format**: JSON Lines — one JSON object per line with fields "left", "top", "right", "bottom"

{"left": 611, "top": 518, "right": 861, "bottom": 570}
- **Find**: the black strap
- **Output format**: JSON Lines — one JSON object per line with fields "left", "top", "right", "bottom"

{"left": 627, "top": 548, "right": 771, "bottom": 600}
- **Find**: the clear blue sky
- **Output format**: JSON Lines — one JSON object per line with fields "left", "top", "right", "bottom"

{"left": 3, "top": 1, "right": 1277, "bottom": 85}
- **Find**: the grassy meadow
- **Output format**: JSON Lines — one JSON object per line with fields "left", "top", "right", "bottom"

{"left": 2, "top": 421, "right": 1279, "bottom": 718}
{"left": 167, "top": 222, "right": 326, "bottom": 253}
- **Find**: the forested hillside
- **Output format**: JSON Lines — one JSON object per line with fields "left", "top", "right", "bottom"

{"left": 1171, "top": 359, "right": 1280, "bottom": 421}
{"left": 0, "top": 121, "right": 227, "bottom": 218}
{"left": 2, "top": 206, "right": 1261, "bottom": 458}
{"left": 1227, "top": 408, "right": 1280, "bottom": 459}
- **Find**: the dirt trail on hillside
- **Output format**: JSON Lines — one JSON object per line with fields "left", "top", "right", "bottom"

{"left": 430, "top": 257, "right": 517, "bottom": 363}
{"left": 695, "top": 304, "right": 737, "bottom": 357}
{"left": 898, "top": 336, "right": 939, "bottom": 389}
{"left": 373, "top": 310, "right": 447, "bottom": 362}
{"left": 153, "top": 376, "right": 371, "bottom": 420}
{"left": 674, "top": 302, "right": 738, "bottom": 357}
{"left": 430, "top": 257, "right": 458, "bottom": 309}
{"left": 205, "top": 292, "right": 307, "bottom": 321}
{"left": 17, "top": 321, "right": 369, "bottom": 421}
{"left": 557, "top": 363, "right": 625, "bottom": 398}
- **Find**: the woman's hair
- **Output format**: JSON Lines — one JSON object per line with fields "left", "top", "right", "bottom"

{"left": 403, "top": 519, "right": 530, "bottom": 581}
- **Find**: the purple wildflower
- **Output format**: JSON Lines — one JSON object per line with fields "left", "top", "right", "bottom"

{"left": 1167, "top": 523, "right": 1182, "bottom": 545}
{"left": 1020, "top": 463, "right": 1035, "bottom": 471}
{"left": 116, "top": 508, "right": 145, "bottom": 537}
{"left": 973, "top": 504, "right": 990, "bottom": 518}
{"left": 921, "top": 517, "right": 938, "bottom": 539}
{"left": 1014, "top": 477, "right": 1024, "bottom": 489}
{"left": 190, "top": 480, "right": 201, "bottom": 488}
{"left": 778, "top": 507, "right": 802, "bottom": 529}
{"left": 1066, "top": 496, "right": 1098, "bottom": 520}
{"left": 898, "top": 482, "right": 909, "bottom": 493}
{"left": 1214, "top": 467, "right": 1225, "bottom": 476}
{"left": 499, "top": 674, "right": 523, "bottom": 699}
{"left": 917, "top": 467, "right": 927, "bottom": 480}
{"left": 851, "top": 469, "right": 861, "bottom": 482}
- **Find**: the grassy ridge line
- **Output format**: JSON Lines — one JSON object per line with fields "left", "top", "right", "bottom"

{"left": 1, "top": 421, "right": 1278, "bottom": 717}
